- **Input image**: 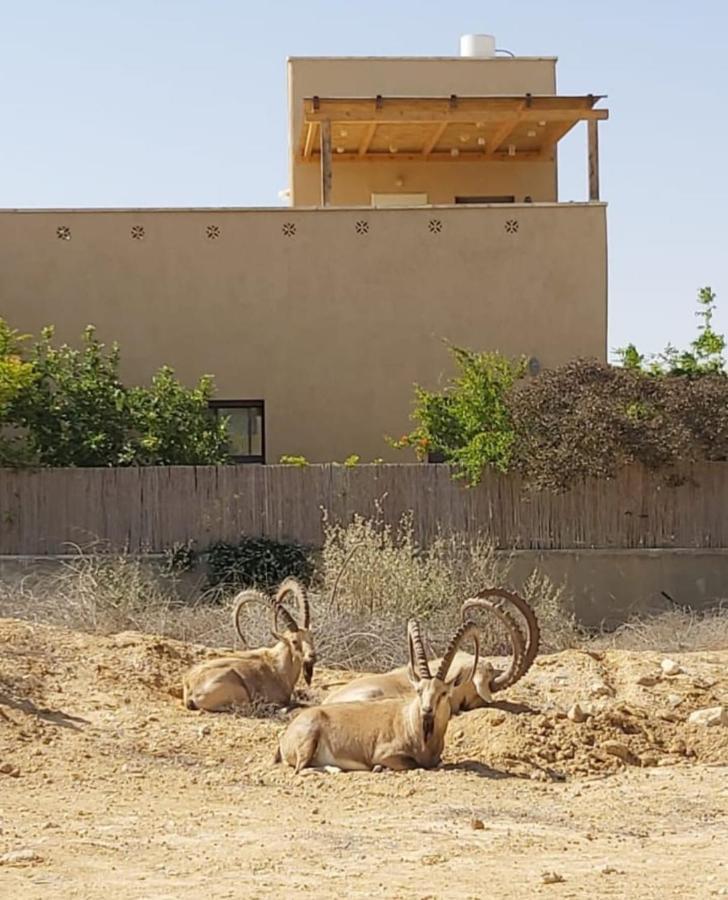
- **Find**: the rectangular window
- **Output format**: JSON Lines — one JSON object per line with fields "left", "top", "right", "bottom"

{"left": 454, "top": 195, "right": 516, "bottom": 204}
{"left": 209, "top": 400, "right": 265, "bottom": 464}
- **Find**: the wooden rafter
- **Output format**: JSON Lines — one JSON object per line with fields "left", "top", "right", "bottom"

{"left": 302, "top": 123, "right": 317, "bottom": 159}
{"left": 422, "top": 122, "right": 448, "bottom": 156}
{"left": 358, "top": 122, "right": 378, "bottom": 156}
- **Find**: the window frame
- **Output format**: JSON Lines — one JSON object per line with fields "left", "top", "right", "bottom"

{"left": 209, "top": 399, "right": 265, "bottom": 464}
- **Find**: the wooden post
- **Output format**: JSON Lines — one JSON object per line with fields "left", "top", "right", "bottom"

{"left": 320, "top": 118, "right": 332, "bottom": 207}
{"left": 588, "top": 119, "right": 600, "bottom": 201}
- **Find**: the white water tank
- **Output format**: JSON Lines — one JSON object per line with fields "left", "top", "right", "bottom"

{"left": 460, "top": 34, "right": 496, "bottom": 58}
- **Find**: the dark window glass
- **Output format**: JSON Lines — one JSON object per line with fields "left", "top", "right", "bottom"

{"left": 209, "top": 400, "right": 265, "bottom": 463}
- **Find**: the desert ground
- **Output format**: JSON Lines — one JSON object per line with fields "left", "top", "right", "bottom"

{"left": 1, "top": 617, "right": 727, "bottom": 899}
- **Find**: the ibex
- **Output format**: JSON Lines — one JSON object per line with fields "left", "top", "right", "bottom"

{"left": 323, "top": 588, "right": 539, "bottom": 713}
{"left": 182, "top": 577, "right": 315, "bottom": 712}
{"left": 275, "top": 619, "right": 479, "bottom": 772}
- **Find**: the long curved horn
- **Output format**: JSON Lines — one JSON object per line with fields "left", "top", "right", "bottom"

{"left": 407, "top": 619, "right": 431, "bottom": 680}
{"left": 462, "top": 587, "right": 539, "bottom": 691}
{"left": 275, "top": 577, "right": 309, "bottom": 629}
{"left": 329, "top": 542, "right": 363, "bottom": 611}
{"left": 436, "top": 621, "right": 480, "bottom": 682}
{"left": 272, "top": 599, "right": 299, "bottom": 634}
{"left": 232, "top": 589, "right": 275, "bottom": 647}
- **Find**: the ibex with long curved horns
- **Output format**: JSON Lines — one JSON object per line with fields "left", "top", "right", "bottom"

{"left": 275, "top": 619, "right": 479, "bottom": 772}
{"left": 323, "top": 588, "right": 539, "bottom": 713}
{"left": 182, "top": 577, "right": 315, "bottom": 712}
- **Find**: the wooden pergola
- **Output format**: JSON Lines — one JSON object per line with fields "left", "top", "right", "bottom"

{"left": 300, "top": 94, "right": 609, "bottom": 206}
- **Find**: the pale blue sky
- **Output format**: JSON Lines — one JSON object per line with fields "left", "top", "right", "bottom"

{"left": 1, "top": 1, "right": 726, "bottom": 357}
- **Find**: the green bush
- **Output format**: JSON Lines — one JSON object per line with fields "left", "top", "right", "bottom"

{"left": 5, "top": 322, "right": 229, "bottom": 467}
{"left": 390, "top": 345, "right": 525, "bottom": 485}
{"left": 205, "top": 536, "right": 313, "bottom": 591}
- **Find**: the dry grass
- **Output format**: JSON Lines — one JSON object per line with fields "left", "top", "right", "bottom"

{"left": 592, "top": 604, "right": 728, "bottom": 653}
{"left": 2, "top": 517, "right": 726, "bottom": 672}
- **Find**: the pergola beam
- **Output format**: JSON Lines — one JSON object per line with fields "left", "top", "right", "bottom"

{"left": 303, "top": 95, "right": 608, "bottom": 126}
{"left": 588, "top": 119, "right": 600, "bottom": 201}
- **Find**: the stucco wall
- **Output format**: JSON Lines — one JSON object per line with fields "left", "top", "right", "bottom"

{"left": 288, "top": 57, "right": 559, "bottom": 206}
{"left": 0, "top": 203, "right": 606, "bottom": 463}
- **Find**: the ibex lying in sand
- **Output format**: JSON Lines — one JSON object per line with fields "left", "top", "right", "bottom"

{"left": 182, "top": 577, "right": 315, "bottom": 712}
{"left": 323, "top": 588, "right": 539, "bottom": 712}
{"left": 275, "top": 619, "right": 479, "bottom": 772}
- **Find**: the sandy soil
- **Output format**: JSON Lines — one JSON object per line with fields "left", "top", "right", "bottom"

{"left": 1, "top": 618, "right": 727, "bottom": 899}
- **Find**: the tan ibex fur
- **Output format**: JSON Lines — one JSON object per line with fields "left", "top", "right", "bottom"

{"left": 323, "top": 588, "right": 539, "bottom": 713}
{"left": 275, "top": 619, "right": 479, "bottom": 773}
{"left": 182, "top": 578, "right": 314, "bottom": 712}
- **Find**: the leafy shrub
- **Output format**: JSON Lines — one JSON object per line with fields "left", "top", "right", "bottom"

{"left": 390, "top": 345, "right": 524, "bottom": 485}
{"left": 279, "top": 455, "right": 310, "bottom": 466}
{"left": 7, "top": 323, "right": 228, "bottom": 467}
{"left": 205, "top": 536, "right": 313, "bottom": 591}
{"left": 0, "top": 319, "right": 36, "bottom": 465}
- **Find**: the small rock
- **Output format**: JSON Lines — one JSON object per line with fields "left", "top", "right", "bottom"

{"left": 0, "top": 762, "right": 20, "bottom": 778}
{"left": 0, "top": 849, "right": 43, "bottom": 866}
{"left": 688, "top": 706, "right": 727, "bottom": 728}
{"left": 666, "top": 693, "right": 684, "bottom": 709}
{"left": 602, "top": 741, "right": 640, "bottom": 765}
{"left": 640, "top": 753, "right": 660, "bottom": 768}
{"left": 600, "top": 865, "right": 621, "bottom": 875}
{"left": 469, "top": 817, "right": 485, "bottom": 830}
{"left": 198, "top": 724, "right": 211, "bottom": 737}
{"left": 661, "top": 659, "right": 682, "bottom": 677}
{"left": 637, "top": 674, "right": 660, "bottom": 687}
{"left": 567, "top": 702, "right": 593, "bottom": 723}
{"left": 541, "top": 871, "right": 565, "bottom": 884}
{"left": 590, "top": 681, "right": 613, "bottom": 698}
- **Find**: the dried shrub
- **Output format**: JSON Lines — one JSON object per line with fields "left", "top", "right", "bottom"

{"left": 510, "top": 359, "right": 728, "bottom": 491}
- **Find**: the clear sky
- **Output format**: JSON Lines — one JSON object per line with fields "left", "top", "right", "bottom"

{"left": 2, "top": 0, "right": 726, "bottom": 358}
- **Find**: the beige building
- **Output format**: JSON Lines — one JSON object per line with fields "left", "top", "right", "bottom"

{"left": 0, "top": 38, "right": 608, "bottom": 464}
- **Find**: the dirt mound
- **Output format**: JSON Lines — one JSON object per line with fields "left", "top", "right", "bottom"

{"left": 2, "top": 618, "right": 727, "bottom": 899}
{"left": 2, "top": 620, "right": 727, "bottom": 783}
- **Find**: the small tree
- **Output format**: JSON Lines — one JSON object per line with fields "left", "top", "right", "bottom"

{"left": 10, "top": 324, "right": 230, "bottom": 467}
{"left": 391, "top": 346, "right": 525, "bottom": 485}
{"left": 126, "top": 367, "right": 228, "bottom": 465}
{"left": 12, "top": 326, "right": 130, "bottom": 467}
{"left": 616, "top": 286, "right": 726, "bottom": 375}
{"left": 0, "top": 319, "right": 36, "bottom": 465}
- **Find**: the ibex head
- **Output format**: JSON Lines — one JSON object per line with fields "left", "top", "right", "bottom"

{"left": 406, "top": 619, "right": 480, "bottom": 743}
{"left": 233, "top": 577, "right": 316, "bottom": 685}
{"left": 274, "top": 577, "right": 316, "bottom": 684}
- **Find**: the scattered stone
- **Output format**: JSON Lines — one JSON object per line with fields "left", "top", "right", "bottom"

{"left": 567, "top": 702, "right": 593, "bottom": 723}
{"left": 198, "top": 724, "right": 211, "bottom": 737}
{"left": 661, "top": 659, "right": 682, "bottom": 677}
{"left": 0, "top": 762, "right": 20, "bottom": 777}
{"left": 640, "top": 753, "right": 660, "bottom": 768}
{"left": 469, "top": 817, "right": 485, "bottom": 831}
{"left": 688, "top": 706, "right": 727, "bottom": 728}
{"left": 541, "top": 871, "right": 565, "bottom": 884}
{"left": 600, "top": 865, "right": 621, "bottom": 875}
{"left": 602, "top": 741, "right": 640, "bottom": 766}
{"left": 666, "top": 693, "right": 684, "bottom": 708}
{"left": 637, "top": 674, "right": 660, "bottom": 687}
{"left": 590, "top": 681, "right": 613, "bottom": 698}
{"left": 0, "top": 849, "right": 43, "bottom": 866}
